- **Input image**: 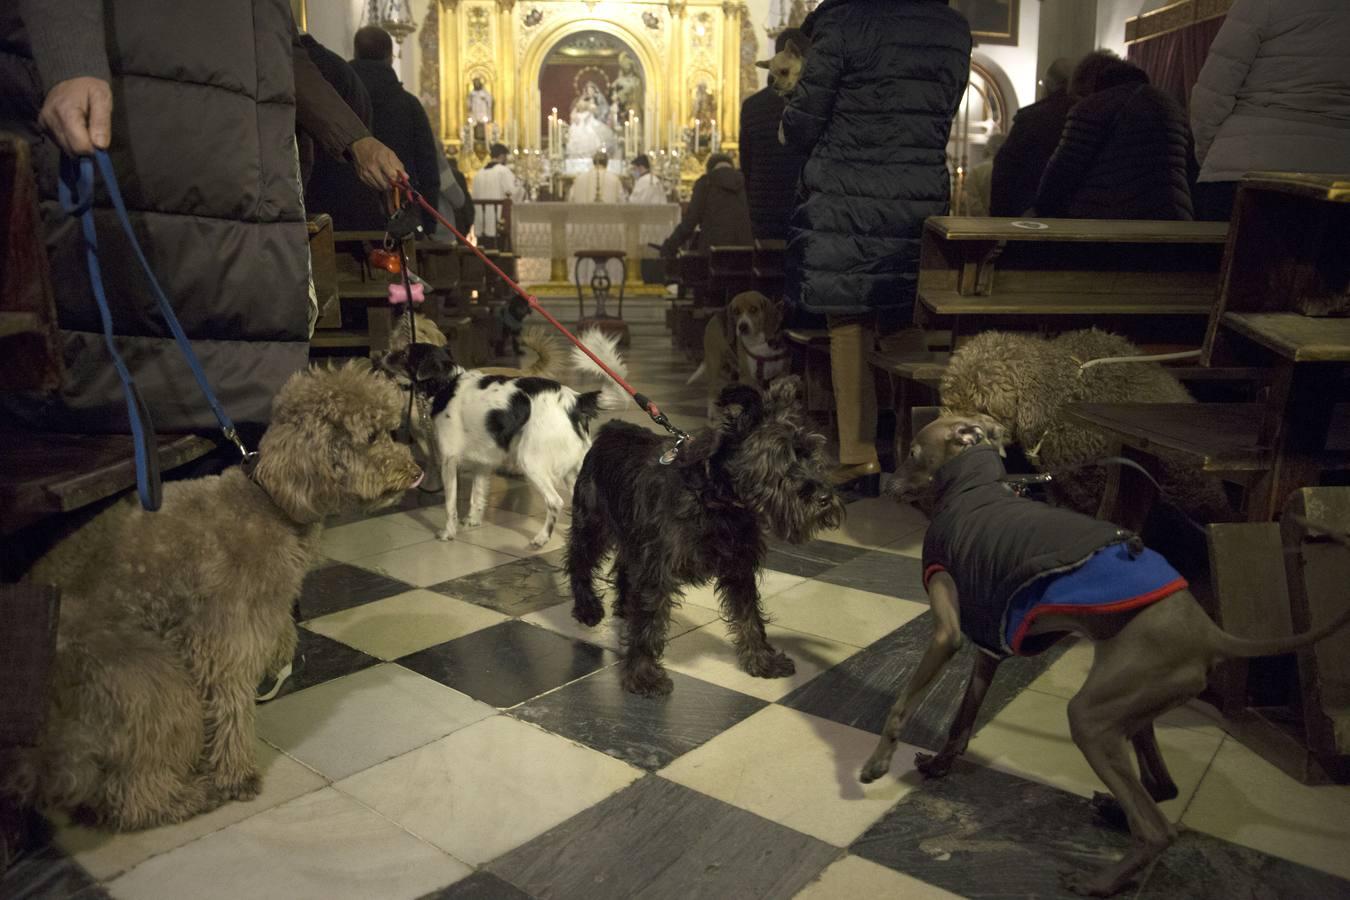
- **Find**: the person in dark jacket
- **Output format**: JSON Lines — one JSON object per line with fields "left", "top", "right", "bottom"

{"left": 990, "top": 58, "right": 1073, "bottom": 217}
{"left": 0, "top": 0, "right": 404, "bottom": 434}
{"left": 661, "top": 153, "right": 754, "bottom": 255}
{"left": 781, "top": 0, "right": 970, "bottom": 486}
{"left": 739, "top": 28, "right": 810, "bottom": 242}
{"left": 350, "top": 26, "right": 441, "bottom": 231}
{"left": 297, "top": 33, "right": 390, "bottom": 231}
{"left": 1036, "top": 53, "right": 1197, "bottom": 220}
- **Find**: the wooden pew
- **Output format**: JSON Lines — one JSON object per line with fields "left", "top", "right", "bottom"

{"left": 753, "top": 239, "right": 786, "bottom": 300}
{"left": 708, "top": 245, "right": 755, "bottom": 306}
{"left": 1063, "top": 174, "right": 1350, "bottom": 781}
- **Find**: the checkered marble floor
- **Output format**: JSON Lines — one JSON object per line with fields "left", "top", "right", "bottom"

{"left": 7, "top": 337, "right": 1350, "bottom": 900}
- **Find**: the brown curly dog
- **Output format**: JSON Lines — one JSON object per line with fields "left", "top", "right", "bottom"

{"left": 2, "top": 364, "right": 421, "bottom": 831}
{"left": 941, "top": 329, "right": 1234, "bottom": 523}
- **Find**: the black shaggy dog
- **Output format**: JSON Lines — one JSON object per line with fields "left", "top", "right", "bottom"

{"left": 568, "top": 378, "right": 845, "bottom": 696}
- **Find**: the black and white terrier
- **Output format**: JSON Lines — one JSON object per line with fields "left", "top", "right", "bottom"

{"left": 378, "top": 330, "right": 627, "bottom": 548}
{"left": 568, "top": 378, "right": 845, "bottom": 696}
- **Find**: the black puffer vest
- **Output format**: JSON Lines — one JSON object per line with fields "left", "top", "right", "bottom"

{"left": 922, "top": 446, "right": 1132, "bottom": 656}
{"left": 0, "top": 0, "right": 310, "bottom": 433}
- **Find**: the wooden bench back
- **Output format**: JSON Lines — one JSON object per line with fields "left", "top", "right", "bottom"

{"left": 0, "top": 133, "right": 62, "bottom": 392}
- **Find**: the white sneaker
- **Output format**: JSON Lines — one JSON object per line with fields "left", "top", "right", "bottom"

{"left": 255, "top": 661, "right": 293, "bottom": 703}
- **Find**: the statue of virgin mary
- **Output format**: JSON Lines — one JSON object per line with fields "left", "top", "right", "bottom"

{"left": 566, "top": 81, "right": 617, "bottom": 159}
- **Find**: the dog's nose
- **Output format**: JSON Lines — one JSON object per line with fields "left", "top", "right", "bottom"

{"left": 738, "top": 322, "right": 750, "bottom": 334}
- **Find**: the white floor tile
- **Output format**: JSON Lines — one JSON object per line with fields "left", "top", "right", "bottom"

{"left": 963, "top": 688, "right": 1223, "bottom": 821}
{"left": 304, "top": 589, "right": 509, "bottom": 660}
{"left": 677, "top": 569, "right": 808, "bottom": 612}
{"left": 819, "top": 498, "right": 929, "bottom": 550}
{"left": 660, "top": 705, "right": 920, "bottom": 847}
{"left": 255, "top": 664, "right": 494, "bottom": 780}
{"left": 58, "top": 740, "right": 326, "bottom": 881}
{"left": 795, "top": 855, "right": 963, "bottom": 899}
{"left": 764, "top": 581, "right": 929, "bottom": 648}
{"left": 336, "top": 716, "right": 642, "bottom": 865}
{"left": 1182, "top": 737, "right": 1350, "bottom": 879}
{"left": 349, "top": 540, "right": 516, "bottom": 587}
{"left": 106, "top": 788, "right": 467, "bottom": 900}
{"left": 662, "top": 622, "right": 861, "bottom": 702}
{"left": 320, "top": 516, "right": 431, "bottom": 564}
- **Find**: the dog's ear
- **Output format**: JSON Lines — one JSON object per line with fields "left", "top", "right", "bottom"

{"left": 672, "top": 427, "right": 723, "bottom": 468}
{"left": 253, "top": 418, "right": 342, "bottom": 523}
{"left": 952, "top": 415, "right": 1008, "bottom": 457}
{"left": 414, "top": 344, "right": 455, "bottom": 382}
{"left": 715, "top": 382, "right": 765, "bottom": 433}
{"left": 755, "top": 59, "right": 770, "bottom": 70}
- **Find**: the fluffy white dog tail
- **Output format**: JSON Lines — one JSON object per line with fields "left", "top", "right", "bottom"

{"left": 519, "top": 326, "right": 563, "bottom": 379}
{"left": 571, "top": 329, "right": 629, "bottom": 410}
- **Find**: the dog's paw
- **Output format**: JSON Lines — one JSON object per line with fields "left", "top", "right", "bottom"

{"left": 528, "top": 533, "right": 551, "bottom": 550}
{"left": 1089, "top": 792, "right": 1129, "bottom": 831}
{"left": 436, "top": 527, "right": 456, "bottom": 542}
{"left": 744, "top": 649, "right": 796, "bottom": 679}
{"left": 461, "top": 516, "right": 483, "bottom": 529}
{"left": 621, "top": 666, "right": 674, "bottom": 698}
{"left": 213, "top": 771, "right": 262, "bottom": 803}
{"left": 572, "top": 602, "right": 604, "bottom": 628}
{"left": 1059, "top": 869, "right": 1119, "bottom": 898}
{"left": 859, "top": 752, "right": 893, "bottom": 784}
{"left": 914, "top": 751, "right": 955, "bottom": 779}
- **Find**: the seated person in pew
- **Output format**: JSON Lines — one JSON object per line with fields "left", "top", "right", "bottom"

{"left": 659, "top": 153, "right": 753, "bottom": 257}
{"left": 1036, "top": 53, "right": 1197, "bottom": 221}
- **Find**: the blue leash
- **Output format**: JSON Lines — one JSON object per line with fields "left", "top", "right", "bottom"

{"left": 58, "top": 151, "right": 252, "bottom": 511}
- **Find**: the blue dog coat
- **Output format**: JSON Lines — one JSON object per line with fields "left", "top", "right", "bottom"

{"left": 922, "top": 446, "right": 1187, "bottom": 657}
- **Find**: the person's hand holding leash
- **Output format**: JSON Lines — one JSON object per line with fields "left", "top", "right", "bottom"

{"left": 349, "top": 136, "right": 406, "bottom": 192}
{"left": 41, "top": 77, "right": 113, "bottom": 156}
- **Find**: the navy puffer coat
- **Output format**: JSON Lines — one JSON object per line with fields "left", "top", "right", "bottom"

{"left": 783, "top": 0, "right": 970, "bottom": 316}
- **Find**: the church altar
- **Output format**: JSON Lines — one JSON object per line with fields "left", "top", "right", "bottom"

{"left": 420, "top": 0, "right": 760, "bottom": 177}
{"left": 511, "top": 202, "right": 680, "bottom": 285}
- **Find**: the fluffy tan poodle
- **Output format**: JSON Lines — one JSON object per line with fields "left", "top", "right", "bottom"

{"left": 941, "top": 329, "right": 1234, "bottom": 522}
{"left": 1, "top": 365, "right": 421, "bottom": 831}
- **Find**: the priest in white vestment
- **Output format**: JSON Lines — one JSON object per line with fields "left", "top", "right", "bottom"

{"left": 568, "top": 150, "right": 626, "bottom": 203}
{"left": 473, "top": 142, "right": 520, "bottom": 249}
{"left": 627, "top": 154, "right": 667, "bottom": 204}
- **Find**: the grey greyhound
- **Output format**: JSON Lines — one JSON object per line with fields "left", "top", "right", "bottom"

{"left": 859, "top": 412, "right": 1350, "bottom": 897}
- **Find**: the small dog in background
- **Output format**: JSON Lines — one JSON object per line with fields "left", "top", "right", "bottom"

{"left": 387, "top": 311, "right": 448, "bottom": 354}
{"left": 2, "top": 366, "right": 420, "bottom": 830}
{"left": 389, "top": 329, "right": 627, "bottom": 548}
{"left": 860, "top": 412, "right": 1350, "bottom": 897}
{"left": 758, "top": 35, "right": 806, "bottom": 96}
{"left": 569, "top": 378, "right": 845, "bottom": 696}
{"left": 687, "top": 291, "right": 789, "bottom": 421}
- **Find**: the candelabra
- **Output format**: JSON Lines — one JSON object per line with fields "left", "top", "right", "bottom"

{"left": 363, "top": 0, "right": 416, "bottom": 43}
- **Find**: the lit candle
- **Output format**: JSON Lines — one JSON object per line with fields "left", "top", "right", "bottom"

{"left": 693, "top": 118, "right": 700, "bottom": 153}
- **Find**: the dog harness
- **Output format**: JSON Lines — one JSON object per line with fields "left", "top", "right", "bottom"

{"left": 922, "top": 446, "right": 1187, "bottom": 658}
{"left": 741, "top": 339, "right": 790, "bottom": 383}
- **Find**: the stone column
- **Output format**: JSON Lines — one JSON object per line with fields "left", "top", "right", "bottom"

{"left": 496, "top": 0, "right": 517, "bottom": 144}
{"left": 441, "top": 0, "right": 462, "bottom": 150}
{"left": 667, "top": 1, "right": 688, "bottom": 141}
{"left": 721, "top": 1, "right": 743, "bottom": 148}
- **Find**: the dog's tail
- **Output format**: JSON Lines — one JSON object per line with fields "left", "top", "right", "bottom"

{"left": 520, "top": 326, "right": 563, "bottom": 379}
{"left": 1211, "top": 518, "right": 1350, "bottom": 659}
{"left": 1210, "top": 602, "right": 1350, "bottom": 660}
{"left": 571, "top": 329, "right": 629, "bottom": 410}
{"left": 686, "top": 361, "right": 706, "bottom": 386}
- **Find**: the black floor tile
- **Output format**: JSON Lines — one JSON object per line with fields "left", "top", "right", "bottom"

{"left": 763, "top": 539, "right": 868, "bottom": 578}
{"left": 851, "top": 762, "right": 1350, "bottom": 900}
{"left": 429, "top": 557, "right": 568, "bottom": 617}
{"left": 488, "top": 776, "right": 841, "bottom": 900}
{"left": 397, "top": 620, "right": 614, "bottom": 708}
{"left": 1136, "top": 829, "right": 1350, "bottom": 899}
{"left": 512, "top": 667, "right": 766, "bottom": 771}
{"left": 298, "top": 562, "right": 413, "bottom": 620}
{"left": 851, "top": 762, "right": 1134, "bottom": 898}
{"left": 419, "top": 870, "right": 533, "bottom": 900}
{"left": 0, "top": 825, "right": 104, "bottom": 900}
{"left": 780, "top": 611, "right": 1065, "bottom": 748}
{"left": 814, "top": 550, "right": 927, "bottom": 601}
{"left": 271, "top": 626, "right": 381, "bottom": 700}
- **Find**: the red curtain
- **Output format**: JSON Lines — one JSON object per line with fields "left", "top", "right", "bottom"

{"left": 1127, "top": 15, "right": 1226, "bottom": 112}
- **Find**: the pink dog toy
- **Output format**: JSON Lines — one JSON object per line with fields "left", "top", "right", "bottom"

{"left": 388, "top": 281, "right": 425, "bottom": 305}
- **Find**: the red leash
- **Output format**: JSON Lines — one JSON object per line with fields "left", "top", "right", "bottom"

{"left": 395, "top": 178, "right": 689, "bottom": 450}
